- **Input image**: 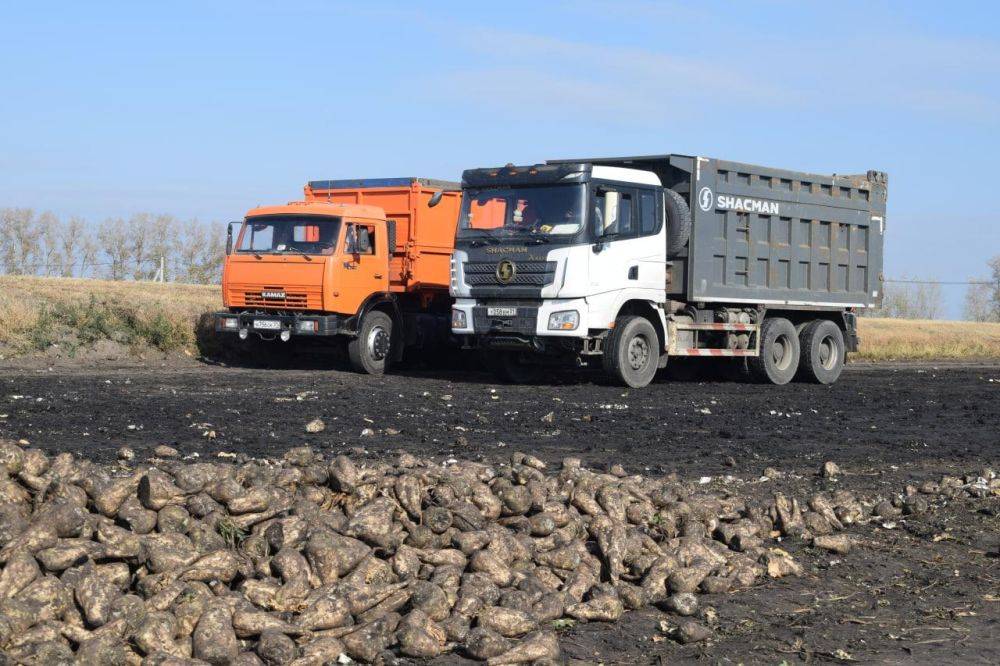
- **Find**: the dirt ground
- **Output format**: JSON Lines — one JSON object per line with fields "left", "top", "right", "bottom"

{"left": 2, "top": 357, "right": 998, "bottom": 664}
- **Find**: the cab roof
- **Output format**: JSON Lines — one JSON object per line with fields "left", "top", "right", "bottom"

{"left": 246, "top": 200, "right": 384, "bottom": 220}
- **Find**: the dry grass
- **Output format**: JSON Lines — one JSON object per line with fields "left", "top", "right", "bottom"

{"left": 0, "top": 275, "right": 219, "bottom": 357}
{"left": 856, "top": 317, "right": 1000, "bottom": 361}
{"left": 1, "top": 275, "right": 998, "bottom": 362}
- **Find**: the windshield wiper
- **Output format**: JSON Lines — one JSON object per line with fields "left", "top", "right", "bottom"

{"left": 466, "top": 229, "right": 505, "bottom": 247}
{"left": 282, "top": 247, "right": 313, "bottom": 261}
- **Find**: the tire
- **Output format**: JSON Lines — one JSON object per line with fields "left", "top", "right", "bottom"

{"left": 347, "top": 310, "right": 393, "bottom": 375}
{"left": 603, "top": 316, "right": 660, "bottom": 388}
{"left": 664, "top": 189, "right": 692, "bottom": 258}
{"left": 483, "top": 351, "right": 541, "bottom": 384}
{"left": 796, "top": 319, "right": 845, "bottom": 384}
{"left": 748, "top": 317, "right": 799, "bottom": 385}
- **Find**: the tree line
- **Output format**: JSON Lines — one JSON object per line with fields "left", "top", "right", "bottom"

{"left": 2, "top": 207, "right": 999, "bottom": 321}
{"left": 867, "top": 256, "right": 1000, "bottom": 322}
{"left": 0, "top": 208, "right": 225, "bottom": 284}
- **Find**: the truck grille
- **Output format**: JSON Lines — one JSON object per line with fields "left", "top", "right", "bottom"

{"left": 227, "top": 284, "right": 321, "bottom": 310}
{"left": 463, "top": 261, "right": 556, "bottom": 287}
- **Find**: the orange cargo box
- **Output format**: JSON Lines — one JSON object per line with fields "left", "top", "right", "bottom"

{"left": 303, "top": 178, "right": 461, "bottom": 292}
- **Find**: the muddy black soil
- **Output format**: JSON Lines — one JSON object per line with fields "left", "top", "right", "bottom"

{"left": 2, "top": 360, "right": 998, "bottom": 663}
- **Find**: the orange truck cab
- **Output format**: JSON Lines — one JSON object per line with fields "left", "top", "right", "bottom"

{"left": 214, "top": 178, "right": 461, "bottom": 373}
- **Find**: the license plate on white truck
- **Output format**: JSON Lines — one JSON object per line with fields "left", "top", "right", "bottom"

{"left": 253, "top": 319, "right": 281, "bottom": 330}
{"left": 487, "top": 307, "right": 517, "bottom": 317}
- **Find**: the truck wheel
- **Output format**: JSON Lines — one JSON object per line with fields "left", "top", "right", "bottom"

{"left": 483, "top": 351, "right": 541, "bottom": 384}
{"left": 748, "top": 317, "right": 799, "bottom": 385}
{"left": 796, "top": 319, "right": 845, "bottom": 384}
{"left": 348, "top": 311, "right": 393, "bottom": 375}
{"left": 603, "top": 316, "right": 660, "bottom": 388}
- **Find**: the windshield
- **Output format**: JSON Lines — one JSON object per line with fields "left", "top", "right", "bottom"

{"left": 458, "top": 185, "right": 586, "bottom": 240}
{"left": 237, "top": 215, "right": 341, "bottom": 255}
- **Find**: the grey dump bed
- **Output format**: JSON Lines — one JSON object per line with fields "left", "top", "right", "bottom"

{"left": 556, "top": 154, "right": 887, "bottom": 309}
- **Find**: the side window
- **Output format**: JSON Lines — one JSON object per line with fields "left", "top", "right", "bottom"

{"left": 345, "top": 224, "right": 375, "bottom": 255}
{"left": 618, "top": 193, "right": 635, "bottom": 237}
{"left": 356, "top": 225, "right": 374, "bottom": 255}
{"left": 638, "top": 190, "right": 658, "bottom": 236}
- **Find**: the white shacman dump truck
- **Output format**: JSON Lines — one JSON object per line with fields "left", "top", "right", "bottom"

{"left": 446, "top": 155, "right": 887, "bottom": 387}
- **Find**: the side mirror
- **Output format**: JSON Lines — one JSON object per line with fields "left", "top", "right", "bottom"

{"left": 225, "top": 221, "right": 239, "bottom": 255}
{"left": 601, "top": 191, "right": 620, "bottom": 236}
{"left": 428, "top": 191, "right": 444, "bottom": 208}
{"left": 344, "top": 225, "right": 359, "bottom": 256}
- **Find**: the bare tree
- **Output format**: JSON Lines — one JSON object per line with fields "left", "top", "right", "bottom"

{"left": 964, "top": 256, "right": 1000, "bottom": 322}
{"left": 98, "top": 218, "right": 130, "bottom": 280}
{"left": 175, "top": 219, "right": 225, "bottom": 284}
{"left": 964, "top": 283, "right": 994, "bottom": 322}
{"left": 79, "top": 234, "right": 99, "bottom": 278}
{"left": 39, "top": 212, "right": 63, "bottom": 276}
{"left": 147, "top": 214, "right": 177, "bottom": 281}
{"left": 989, "top": 256, "right": 1000, "bottom": 321}
{"left": 59, "top": 217, "right": 86, "bottom": 277}
{"left": 873, "top": 278, "right": 944, "bottom": 319}
{"left": 0, "top": 208, "right": 43, "bottom": 274}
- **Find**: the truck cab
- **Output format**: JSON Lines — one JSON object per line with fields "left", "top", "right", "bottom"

{"left": 449, "top": 162, "right": 671, "bottom": 383}
{"left": 216, "top": 178, "right": 460, "bottom": 374}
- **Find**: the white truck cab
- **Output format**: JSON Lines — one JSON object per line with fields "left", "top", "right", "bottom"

{"left": 450, "top": 162, "right": 679, "bottom": 386}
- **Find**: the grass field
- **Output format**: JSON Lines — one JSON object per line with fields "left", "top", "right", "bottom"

{"left": 1, "top": 275, "right": 998, "bottom": 361}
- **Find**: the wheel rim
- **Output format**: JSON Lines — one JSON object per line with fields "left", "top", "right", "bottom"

{"left": 818, "top": 334, "right": 839, "bottom": 370}
{"left": 771, "top": 333, "right": 793, "bottom": 371}
{"left": 367, "top": 325, "right": 390, "bottom": 361}
{"left": 627, "top": 335, "right": 650, "bottom": 371}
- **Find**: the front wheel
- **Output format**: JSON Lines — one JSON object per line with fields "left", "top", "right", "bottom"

{"left": 603, "top": 316, "right": 660, "bottom": 388}
{"left": 748, "top": 317, "right": 799, "bottom": 385}
{"left": 347, "top": 310, "right": 393, "bottom": 375}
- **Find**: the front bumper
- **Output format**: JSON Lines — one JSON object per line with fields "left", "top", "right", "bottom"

{"left": 214, "top": 311, "right": 349, "bottom": 338}
{"left": 451, "top": 298, "right": 590, "bottom": 338}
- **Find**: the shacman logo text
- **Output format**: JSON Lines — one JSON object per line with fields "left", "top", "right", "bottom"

{"left": 698, "top": 187, "right": 780, "bottom": 215}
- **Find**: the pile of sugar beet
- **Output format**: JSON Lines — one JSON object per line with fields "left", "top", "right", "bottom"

{"left": 0, "top": 440, "right": 996, "bottom": 665}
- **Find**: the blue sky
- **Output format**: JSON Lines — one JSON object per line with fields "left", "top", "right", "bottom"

{"left": 1, "top": 1, "right": 998, "bottom": 316}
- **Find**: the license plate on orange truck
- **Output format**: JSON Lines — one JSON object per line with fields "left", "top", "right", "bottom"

{"left": 253, "top": 320, "right": 281, "bottom": 330}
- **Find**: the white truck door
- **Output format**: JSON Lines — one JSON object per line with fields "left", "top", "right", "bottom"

{"left": 588, "top": 187, "right": 663, "bottom": 327}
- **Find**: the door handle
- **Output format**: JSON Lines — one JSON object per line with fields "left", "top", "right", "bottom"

{"left": 374, "top": 273, "right": 383, "bottom": 279}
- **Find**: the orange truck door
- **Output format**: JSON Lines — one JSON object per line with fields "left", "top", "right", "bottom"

{"left": 330, "top": 220, "right": 389, "bottom": 316}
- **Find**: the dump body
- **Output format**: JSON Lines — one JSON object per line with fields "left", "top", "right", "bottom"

{"left": 551, "top": 155, "right": 887, "bottom": 309}
{"left": 305, "top": 178, "right": 461, "bottom": 294}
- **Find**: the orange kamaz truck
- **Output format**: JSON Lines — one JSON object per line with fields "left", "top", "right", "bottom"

{"left": 214, "top": 178, "right": 461, "bottom": 374}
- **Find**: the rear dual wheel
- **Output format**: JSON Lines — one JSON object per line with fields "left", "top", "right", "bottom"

{"left": 748, "top": 317, "right": 799, "bottom": 385}
{"left": 796, "top": 319, "right": 845, "bottom": 384}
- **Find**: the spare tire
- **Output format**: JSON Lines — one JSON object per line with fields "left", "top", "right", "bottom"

{"left": 664, "top": 188, "right": 691, "bottom": 258}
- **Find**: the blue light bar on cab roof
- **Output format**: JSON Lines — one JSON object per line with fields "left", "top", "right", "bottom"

{"left": 308, "top": 178, "right": 460, "bottom": 190}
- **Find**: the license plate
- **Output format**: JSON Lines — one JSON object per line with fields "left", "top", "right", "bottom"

{"left": 487, "top": 307, "right": 517, "bottom": 317}
{"left": 253, "top": 319, "right": 281, "bottom": 330}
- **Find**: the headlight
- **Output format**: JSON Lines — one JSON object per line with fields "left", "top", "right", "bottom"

{"left": 548, "top": 310, "right": 579, "bottom": 331}
{"left": 451, "top": 309, "right": 467, "bottom": 329}
{"left": 297, "top": 320, "right": 318, "bottom": 333}
{"left": 221, "top": 317, "right": 239, "bottom": 330}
